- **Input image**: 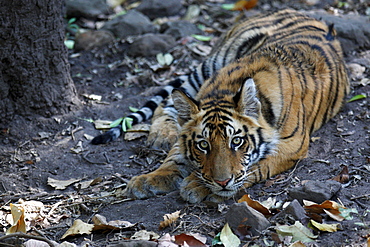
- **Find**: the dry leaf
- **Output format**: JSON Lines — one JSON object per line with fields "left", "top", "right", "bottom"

{"left": 159, "top": 210, "right": 181, "bottom": 230}
{"left": 131, "top": 230, "right": 160, "bottom": 241}
{"left": 92, "top": 214, "right": 135, "bottom": 231}
{"left": 238, "top": 194, "right": 272, "bottom": 216}
{"left": 331, "top": 165, "right": 349, "bottom": 184}
{"left": 310, "top": 219, "right": 341, "bottom": 232}
{"left": 174, "top": 233, "right": 207, "bottom": 246}
{"left": 276, "top": 221, "right": 317, "bottom": 243}
{"left": 6, "top": 203, "right": 26, "bottom": 234}
{"left": 82, "top": 94, "right": 102, "bottom": 101}
{"left": 94, "top": 119, "right": 113, "bottom": 130}
{"left": 233, "top": 0, "right": 258, "bottom": 10}
{"left": 303, "top": 200, "right": 345, "bottom": 221}
{"left": 48, "top": 177, "right": 81, "bottom": 190}
{"left": 61, "top": 219, "right": 94, "bottom": 239}
{"left": 220, "top": 223, "right": 241, "bottom": 247}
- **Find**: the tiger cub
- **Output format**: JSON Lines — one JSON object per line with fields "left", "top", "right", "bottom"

{"left": 93, "top": 9, "right": 349, "bottom": 203}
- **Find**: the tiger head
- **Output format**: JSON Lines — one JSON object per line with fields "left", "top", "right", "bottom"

{"left": 173, "top": 78, "right": 278, "bottom": 199}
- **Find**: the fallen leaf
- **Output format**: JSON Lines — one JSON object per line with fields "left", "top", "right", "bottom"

{"left": 124, "top": 124, "right": 150, "bottom": 141}
{"left": 70, "top": 140, "right": 84, "bottom": 154}
{"left": 289, "top": 241, "right": 306, "bottom": 247}
{"left": 338, "top": 207, "right": 358, "bottom": 220}
{"left": 347, "top": 94, "right": 366, "bottom": 102}
{"left": 174, "top": 233, "right": 207, "bottom": 246}
{"left": 303, "top": 200, "right": 345, "bottom": 221}
{"left": 156, "top": 53, "right": 173, "bottom": 66}
{"left": 222, "top": 0, "right": 258, "bottom": 10}
{"left": 309, "top": 219, "right": 341, "bottom": 232}
{"left": 47, "top": 177, "right": 81, "bottom": 190}
{"left": 331, "top": 165, "right": 349, "bottom": 184}
{"left": 131, "top": 230, "right": 160, "bottom": 241}
{"left": 220, "top": 223, "right": 241, "bottom": 247}
{"left": 61, "top": 219, "right": 94, "bottom": 239}
{"left": 92, "top": 214, "right": 135, "bottom": 231}
{"left": 6, "top": 204, "right": 26, "bottom": 234}
{"left": 276, "top": 221, "right": 317, "bottom": 243}
{"left": 94, "top": 119, "right": 113, "bottom": 130}
{"left": 238, "top": 194, "right": 272, "bottom": 216}
{"left": 159, "top": 210, "right": 181, "bottom": 230}
{"left": 82, "top": 94, "right": 102, "bottom": 101}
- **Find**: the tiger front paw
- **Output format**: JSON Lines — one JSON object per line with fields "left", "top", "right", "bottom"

{"left": 179, "top": 175, "right": 223, "bottom": 203}
{"left": 125, "top": 171, "right": 182, "bottom": 199}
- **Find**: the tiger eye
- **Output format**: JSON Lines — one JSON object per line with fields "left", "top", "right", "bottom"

{"left": 198, "top": 140, "right": 209, "bottom": 150}
{"left": 232, "top": 137, "right": 241, "bottom": 145}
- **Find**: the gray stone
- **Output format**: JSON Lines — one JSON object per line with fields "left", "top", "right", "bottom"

{"left": 288, "top": 180, "right": 341, "bottom": 204}
{"left": 136, "top": 0, "right": 183, "bottom": 20}
{"left": 66, "top": 0, "right": 110, "bottom": 19}
{"left": 160, "top": 21, "right": 203, "bottom": 40}
{"left": 275, "top": 199, "right": 309, "bottom": 223}
{"left": 127, "top": 34, "right": 176, "bottom": 57}
{"left": 74, "top": 30, "right": 115, "bottom": 51}
{"left": 225, "top": 202, "right": 270, "bottom": 236}
{"left": 306, "top": 11, "right": 370, "bottom": 55}
{"left": 102, "top": 10, "right": 155, "bottom": 39}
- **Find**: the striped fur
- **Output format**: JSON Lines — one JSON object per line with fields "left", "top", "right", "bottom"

{"left": 105, "top": 9, "right": 349, "bottom": 203}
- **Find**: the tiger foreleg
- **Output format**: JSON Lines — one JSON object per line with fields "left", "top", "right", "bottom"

{"left": 125, "top": 143, "right": 190, "bottom": 199}
{"left": 147, "top": 102, "right": 181, "bottom": 151}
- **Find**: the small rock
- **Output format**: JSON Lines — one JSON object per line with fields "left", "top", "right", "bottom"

{"left": 102, "top": 10, "right": 155, "bottom": 39}
{"left": 274, "top": 199, "right": 309, "bottom": 223}
{"left": 127, "top": 34, "right": 176, "bottom": 57}
{"left": 225, "top": 202, "right": 270, "bottom": 236}
{"left": 288, "top": 180, "right": 341, "bottom": 204}
{"left": 347, "top": 63, "right": 366, "bottom": 80}
{"left": 136, "top": 0, "right": 183, "bottom": 20}
{"left": 74, "top": 30, "right": 115, "bottom": 51}
{"left": 160, "top": 21, "right": 203, "bottom": 40}
{"left": 66, "top": 0, "right": 110, "bottom": 19}
{"left": 306, "top": 12, "right": 370, "bottom": 55}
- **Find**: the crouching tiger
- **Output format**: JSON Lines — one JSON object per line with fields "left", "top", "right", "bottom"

{"left": 92, "top": 9, "right": 349, "bottom": 203}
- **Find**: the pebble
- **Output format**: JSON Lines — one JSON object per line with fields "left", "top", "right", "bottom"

{"left": 102, "top": 10, "right": 155, "bottom": 39}
{"left": 288, "top": 180, "right": 341, "bottom": 204}
{"left": 74, "top": 30, "right": 115, "bottom": 51}
{"left": 127, "top": 34, "right": 176, "bottom": 57}
{"left": 225, "top": 202, "right": 270, "bottom": 236}
{"left": 136, "top": 0, "right": 183, "bottom": 20}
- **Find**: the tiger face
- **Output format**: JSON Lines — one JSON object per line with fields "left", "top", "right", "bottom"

{"left": 173, "top": 78, "right": 278, "bottom": 200}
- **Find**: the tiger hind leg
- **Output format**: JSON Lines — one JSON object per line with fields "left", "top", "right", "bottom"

{"left": 147, "top": 99, "right": 181, "bottom": 151}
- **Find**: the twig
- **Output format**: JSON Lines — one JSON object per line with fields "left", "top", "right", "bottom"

{"left": 350, "top": 193, "right": 370, "bottom": 200}
{"left": 0, "top": 232, "right": 57, "bottom": 247}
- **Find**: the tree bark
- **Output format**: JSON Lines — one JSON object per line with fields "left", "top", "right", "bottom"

{"left": 0, "top": 0, "right": 80, "bottom": 125}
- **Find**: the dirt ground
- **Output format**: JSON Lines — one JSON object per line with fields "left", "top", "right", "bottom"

{"left": 1, "top": 0, "right": 369, "bottom": 246}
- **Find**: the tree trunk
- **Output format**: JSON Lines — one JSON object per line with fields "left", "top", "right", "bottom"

{"left": 0, "top": 0, "right": 80, "bottom": 124}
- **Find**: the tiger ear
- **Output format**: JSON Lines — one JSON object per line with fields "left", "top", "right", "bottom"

{"left": 172, "top": 89, "right": 200, "bottom": 121}
{"left": 233, "top": 78, "right": 261, "bottom": 119}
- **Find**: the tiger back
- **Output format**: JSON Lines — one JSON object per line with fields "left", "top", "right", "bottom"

{"left": 122, "top": 9, "right": 349, "bottom": 203}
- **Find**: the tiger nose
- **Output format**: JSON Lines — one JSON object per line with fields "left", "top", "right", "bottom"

{"left": 215, "top": 178, "right": 231, "bottom": 187}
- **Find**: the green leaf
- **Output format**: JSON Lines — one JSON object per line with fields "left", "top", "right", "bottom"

{"left": 110, "top": 117, "right": 124, "bottom": 128}
{"left": 347, "top": 94, "right": 366, "bottom": 102}
{"left": 221, "top": 3, "right": 235, "bottom": 10}
{"left": 125, "top": 117, "right": 133, "bottom": 129}
{"left": 191, "top": 34, "right": 212, "bottom": 42}
{"left": 212, "top": 232, "right": 222, "bottom": 246}
{"left": 339, "top": 207, "right": 358, "bottom": 220}
{"left": 129, "top": 107, "right": 139, "bottom": 112}
{"left": 276, "top": 221, "right": 317, "bottom": 243}
{"left": 220, "top": 223, "right": 241, "bottom": 247}
{"left": 68, "top": 17, "right": 76, "bottom": 24}
{"left": 64, "top": 40, "right": 75, "bottom": 49}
